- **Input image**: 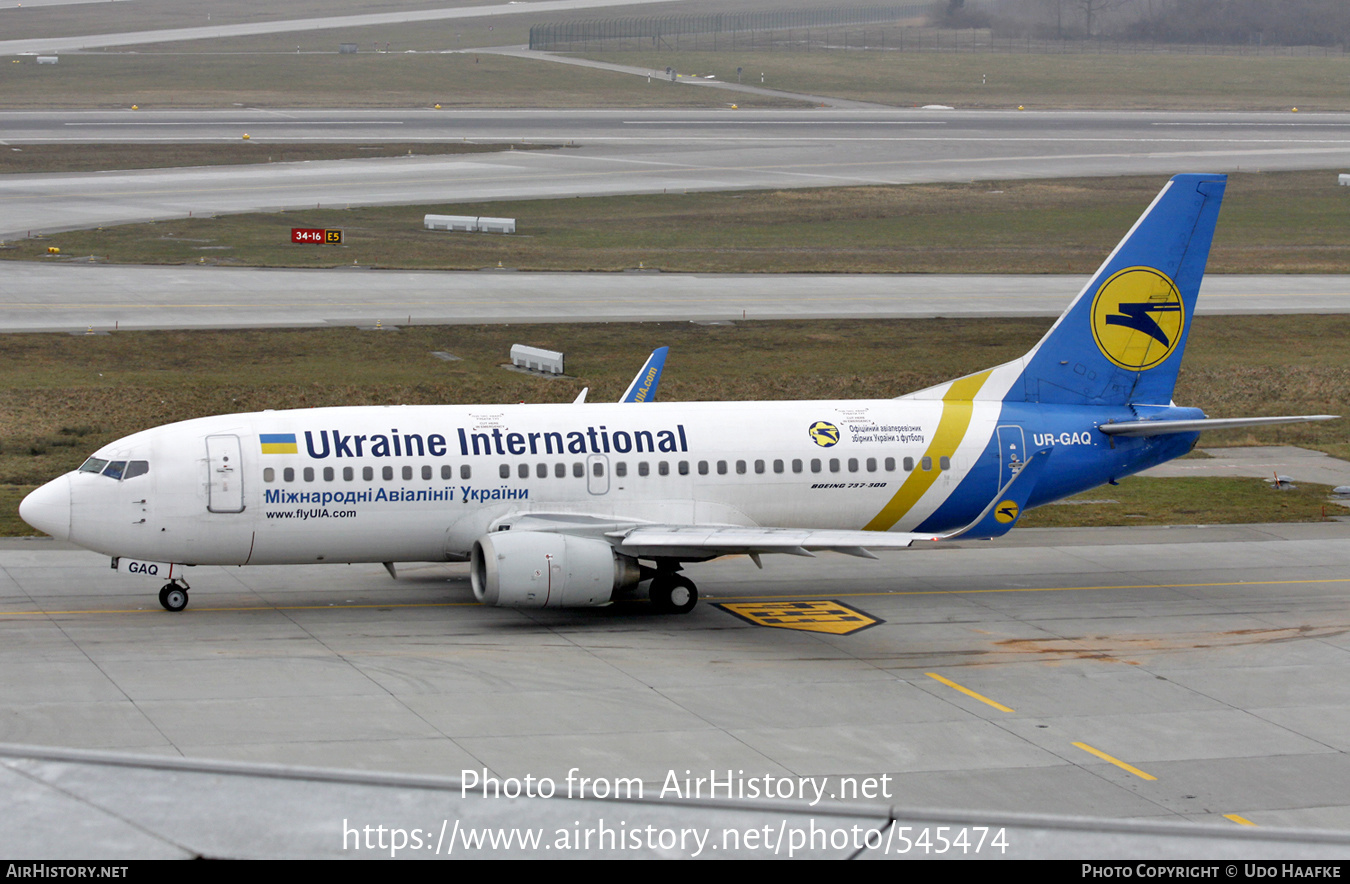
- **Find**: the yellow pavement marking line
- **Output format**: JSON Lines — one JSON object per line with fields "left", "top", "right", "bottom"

{"left": 5, "top": 575, "right": 1348, "bottom": 618}
{"left": 1073, "top": 742, "right": 1157, "bottom": 781}
{"left": 1224, "top": 814, "right": 1257, "bottom": 826}
{"left": 864, "top": 369, "right": 992, "bottom": 531}
{"left": 715, "top": 575, "right": 1350, "bottom": 602}
{"left": 926, "top": 672, "right": 1015, "bottom": 713}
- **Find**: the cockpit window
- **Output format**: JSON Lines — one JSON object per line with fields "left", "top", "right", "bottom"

{"left": 81, "top": 457, "right": 149, "bottom": 480}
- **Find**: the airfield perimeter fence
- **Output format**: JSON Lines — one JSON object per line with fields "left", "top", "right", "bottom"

{"left": 531, "top": 17, "right": 1347, "bottom": 56}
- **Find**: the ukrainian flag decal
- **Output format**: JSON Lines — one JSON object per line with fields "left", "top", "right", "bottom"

{"left": 260, "top": 433, "right": 298, "bottom": 454}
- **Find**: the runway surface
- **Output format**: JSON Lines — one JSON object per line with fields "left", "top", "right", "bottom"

{"left": 3, "top": 265, "right": 1347, "bottom": 332}
{"left": 5, "top": 108, "right": 1350, "bottom": 239}
{"left": 0, "top": 0, "right": 678, "bottom": 56}
{"left": 3, "top": 520, "right": 1350, "bottom": 845}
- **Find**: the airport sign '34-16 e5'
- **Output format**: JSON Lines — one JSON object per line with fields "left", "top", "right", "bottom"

{"left": 291, "top": 228, "right": 343, "bottom": 244}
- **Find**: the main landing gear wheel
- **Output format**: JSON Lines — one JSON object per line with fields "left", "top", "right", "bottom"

{"left": 158, "top": 582, "right": 189, "bottom": 612}
{"left": 649, "top": 574, "right": 698, "bottom": 615}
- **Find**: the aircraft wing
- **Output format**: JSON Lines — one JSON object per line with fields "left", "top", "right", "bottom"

{"left": 619, "top": 347, "right": 668, "bottom": 403}
{"left": 607, "top": 525, "right": 931, "bottom": 560}
{"left": 489, "top": 448, "right": 1051, "bottom": 565}
{"left": 583, "top": 447, "right": 1050, "bottom": 560}
{"left": 1098, "top": 415, "right": 1338, "bottom": 437}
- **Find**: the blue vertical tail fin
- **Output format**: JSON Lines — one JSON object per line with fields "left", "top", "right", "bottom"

{"left": 1005, "top": 174, "right": 1226, "bottom": 406}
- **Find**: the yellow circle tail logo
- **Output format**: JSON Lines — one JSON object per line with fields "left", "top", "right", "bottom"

{"left": 994, "top": 500, "right": 1020, "bottom": 524}
{"left": 1089, "top": 267, "right": 1185, "bottom": 371}
{"left": 808, "top": 421, "right": 840, "bottom": 447}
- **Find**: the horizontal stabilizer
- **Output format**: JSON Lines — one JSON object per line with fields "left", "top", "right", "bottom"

{"left": 939, "top": 446, "right": 1053, "bottom": 541}
{"left": 1099, "top": 415, "right": 1338, "bottom": 437}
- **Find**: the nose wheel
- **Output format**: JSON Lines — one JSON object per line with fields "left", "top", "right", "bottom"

{"left": 649, "top": 573, "right": 698, "bottom": 615}
{"left": 158, "top": 580, "right": 190, "bottom": 612}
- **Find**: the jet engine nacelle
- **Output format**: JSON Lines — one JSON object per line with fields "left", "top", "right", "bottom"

{"left": 471, "top": 531, "right": 642, "bottom": 608}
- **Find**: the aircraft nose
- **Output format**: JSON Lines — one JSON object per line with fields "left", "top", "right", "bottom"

{"left": 19, "top": 475, "right": 71, "bottom": 541}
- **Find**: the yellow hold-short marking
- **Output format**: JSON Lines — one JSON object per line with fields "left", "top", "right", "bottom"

{"left": 717, "top": 600, "right": 881, "bottom": 635}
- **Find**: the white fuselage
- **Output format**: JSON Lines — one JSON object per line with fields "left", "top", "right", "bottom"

{"left": 57, "top": 397, "right": 1010, "bottom": 567}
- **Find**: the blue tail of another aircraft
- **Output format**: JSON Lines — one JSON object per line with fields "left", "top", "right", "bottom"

{"left": 1006, "top": 174, "right": 1226, "bottom": 407}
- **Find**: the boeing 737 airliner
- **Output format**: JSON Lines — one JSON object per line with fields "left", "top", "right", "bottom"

{"left": 18, "top": 174, "right": 1335, "bottom": 614}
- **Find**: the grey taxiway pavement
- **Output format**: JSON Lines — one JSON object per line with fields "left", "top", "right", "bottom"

{"left": 3, "top": 266, "right": 1349, "bottom": 331}
{"left": 4, "top": 520, "right": 1350, "bottom": 856}
{"left": 5, "top": 108, "right": 1350, "bottom": 239}
{"left": 5, "top": 100, "right": 1350, "bottom": 855}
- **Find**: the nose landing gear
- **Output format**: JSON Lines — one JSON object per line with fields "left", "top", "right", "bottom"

{"left": 158, "top": 578, "right": 191, "bottom": 612}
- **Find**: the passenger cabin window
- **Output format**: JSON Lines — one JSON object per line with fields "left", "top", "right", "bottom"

{"left": 364, "top": 466, "right": 374, "bottom": 481}
{"left": 264, "top": 467, "right": 275, "bottom": 483}
{"left": 284, "top": 468, "right": 295, "bottom": 482}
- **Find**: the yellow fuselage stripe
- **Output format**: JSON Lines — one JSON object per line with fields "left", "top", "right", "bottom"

{"left": 864, "top": 370, "right": 993, "bottom": 531}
